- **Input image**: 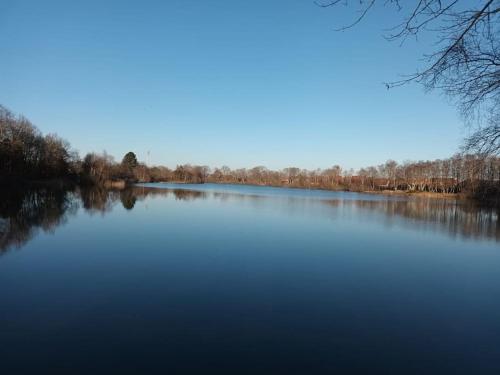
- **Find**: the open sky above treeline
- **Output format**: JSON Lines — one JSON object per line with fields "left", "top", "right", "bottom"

{"left": 0, "top": 0, "right": 464, "bottom": 170}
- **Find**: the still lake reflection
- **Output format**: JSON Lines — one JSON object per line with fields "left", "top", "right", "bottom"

{"left": 1, "top": 183, "right": 499, "bottom": 373}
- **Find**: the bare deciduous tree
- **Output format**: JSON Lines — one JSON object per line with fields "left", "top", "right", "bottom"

{"left": 317, "top": 0, "right": 500, "bottom": 154}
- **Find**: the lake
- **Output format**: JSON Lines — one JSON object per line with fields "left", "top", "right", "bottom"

{"left": 1, "top": 183, "right": 499, "bottom": 374}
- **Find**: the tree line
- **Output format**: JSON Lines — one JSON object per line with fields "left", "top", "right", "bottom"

{"left": 0, "top": 105, "right": 169, "bottom": 185}
{"left": 196, "top": 156, "right": 500, "bottom": 202}
{"left": 1, "top": 105, "right": 498, "bottom": 202}
{"left": 79, "top": 152, "right": 500, "bottom": 203}
{"left": 0, "top": 105, "right": 78, "bottom": 179}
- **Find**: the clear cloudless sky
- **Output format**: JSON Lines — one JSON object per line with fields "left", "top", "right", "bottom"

{"left": 0, "top": 0, "right": 466, "bottom": 170}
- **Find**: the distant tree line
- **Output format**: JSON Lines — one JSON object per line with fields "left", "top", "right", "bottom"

{"left": 204, "top": 157, "right": 500, "bottom": 201}
{"left": 73, "top": 150, "right": 500, "bottom": 202}
{"left": 1, "top": 105, "right": 499, "bottom": 202}
{"left": 88, "top": 155, "right": 498, "bottom": 203}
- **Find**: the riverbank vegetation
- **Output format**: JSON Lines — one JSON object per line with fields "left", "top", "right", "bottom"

{"left": 1, "top": 105, "right": 499, "bottom": 204}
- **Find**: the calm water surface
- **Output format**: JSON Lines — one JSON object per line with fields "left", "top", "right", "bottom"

{"left": 1, "top": 183, "right": 499, "bottom": 374}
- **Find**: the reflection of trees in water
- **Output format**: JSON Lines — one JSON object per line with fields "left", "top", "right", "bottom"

{"left": 0, "top": 186, "right": 123, "bottom": 254}
{"left": 120, "top": 189, "right": 136, "bottom": 210}
{"left": 132, "top": 187, "right": 499, "bottom": 241}
{"left": 0, "top": 187, "right": 78, "bottom": 254}
{"left": 1, "top": 186, "right": 498, "bottom": 254}
{"left": 172, "top": 189, "right": 206, "bottom": 201}
{"left": 333, "top": 199, "right": 500, "bottom": 242}
{"left": 140, "top": 188, "right": 499, "bottom": 241}
{"left": 127, "top": 187, "right": 207, "bottom": 201}
{"left": 78, "top": 186, "right": 120, "bottom": 214}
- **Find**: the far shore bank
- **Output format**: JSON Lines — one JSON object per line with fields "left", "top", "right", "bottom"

{"left": 143, "top": 181, "right": 467, "bottom": 200}
{"left": 152, "top": 182, "right": 500, "bottom": 206}
{"left": 3, "top": 177, "right": 498, "bottom": 206}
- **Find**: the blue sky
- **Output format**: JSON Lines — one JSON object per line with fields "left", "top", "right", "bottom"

{"left": 0, "top": 0, "right": 464, "bottom": 170}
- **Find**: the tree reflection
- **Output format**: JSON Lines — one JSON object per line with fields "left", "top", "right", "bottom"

{"left": 120, "top": 189, "right": 137, "bottom": 210}
{"left": 79, "top": 186, "right": 119, "bottom": 214}
{"left": 0, "top": 186, "right": 498, "bottom": 254}
{"left": 345, "top": 198, "right": 500, "bottom": 242}
{"left": 119, "top": 187, "right": 500, "bottom": 242}
{"left": 0, "top": 186, "right": 78, "bottom": 253}
{"left": 124, "top": 186, "right": 207, "bottom": 201}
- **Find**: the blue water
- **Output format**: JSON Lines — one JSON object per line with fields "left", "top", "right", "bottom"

{"left": 0, "top": 184, "right": 499, "bottom": 373}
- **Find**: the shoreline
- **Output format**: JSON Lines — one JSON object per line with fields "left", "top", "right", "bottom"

{"left": 149, "top": 181, "right": 464, "bottom": 200}
{"left": 3, "top": 178, "right": 495, "bottom": 205}
{"left": 363, "top": 189, "right": 462, "bottom": 200}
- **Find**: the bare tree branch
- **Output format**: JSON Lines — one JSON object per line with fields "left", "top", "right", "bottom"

{"left": 319, "top": 0, "right": 500, "bottom": 154}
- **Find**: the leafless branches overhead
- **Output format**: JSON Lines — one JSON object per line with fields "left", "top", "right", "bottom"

{"left": 318, "top": 0, "right": 500, "bottom": 154}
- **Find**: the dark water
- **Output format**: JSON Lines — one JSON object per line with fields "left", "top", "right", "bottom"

{"left": 1, "top": 183, "right": 499, "bottom": 374}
